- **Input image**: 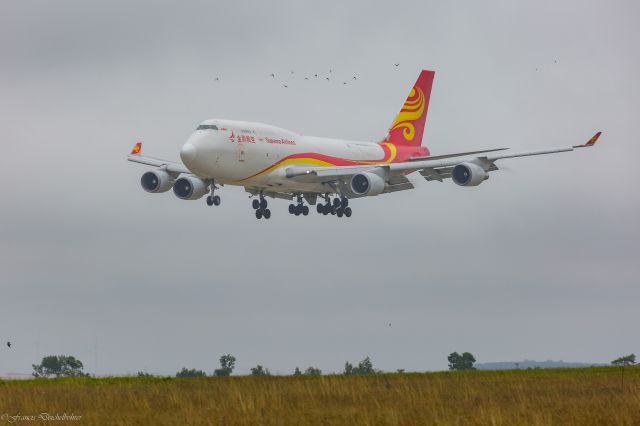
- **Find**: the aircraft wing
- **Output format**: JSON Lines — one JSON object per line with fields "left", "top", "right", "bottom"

{"left": 126, "top": 142, "right": 190, "bottom": 174}
{"left": 284, "top": 132, "right": 601, "bottom": 184}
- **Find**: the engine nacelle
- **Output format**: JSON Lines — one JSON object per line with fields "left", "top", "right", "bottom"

{"left": 172, "top": 176, "right": 209, "bottom": 200}
{"left": 451, "top": 162, "right": 489, "bottom": 187}
{"left": 350, "top": 172, "right": 386, "bottom": 196}
{"left": 140, "top": 170, "right": 175, "bottom": 193}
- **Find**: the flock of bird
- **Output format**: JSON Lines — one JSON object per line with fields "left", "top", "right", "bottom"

{"left": 213, "top": 63, "right": 401, "bottom": 87}
{"left": 214, "top": 61, "right": 558, "bottom": 86}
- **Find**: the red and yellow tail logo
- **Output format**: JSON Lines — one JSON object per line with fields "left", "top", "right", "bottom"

{"left": 386, "top": 70, "right": 435, "bottom": 147}
{"left": 130, "top": 142, "right": 142, "bottom": 155}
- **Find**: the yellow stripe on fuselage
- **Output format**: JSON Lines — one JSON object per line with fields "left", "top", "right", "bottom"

{"left": 237, "top": 143, "right": 397, "bottom": 182}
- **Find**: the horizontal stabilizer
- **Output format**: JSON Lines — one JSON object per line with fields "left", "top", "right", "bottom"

{"left": 127, "top": 142, "right": 190, "bottom": 174}
{"left": 130, "top": 142, "right": 142, "bottom": 155}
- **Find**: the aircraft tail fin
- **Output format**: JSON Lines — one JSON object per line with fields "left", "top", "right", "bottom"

{"left": 386, "top": 70, "right": 435, "bottom": 148}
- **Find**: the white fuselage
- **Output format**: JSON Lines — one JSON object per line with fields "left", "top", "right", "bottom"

{"left": 180, "top": 119, "right": 389, "bottom": 193}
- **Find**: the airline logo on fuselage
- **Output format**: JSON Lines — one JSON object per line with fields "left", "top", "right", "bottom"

{"left": 265, "top": 137, "right": 296, "bottom": 145}
{"left": 229, "top": 131, "right": 256, "bottom": 143}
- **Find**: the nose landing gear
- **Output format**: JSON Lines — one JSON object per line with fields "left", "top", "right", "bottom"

{"left": 206, "top": 195, "right": 221, "bottom": 206}
{"left": 206, "top": 182, "right": 221, "bottom": 206}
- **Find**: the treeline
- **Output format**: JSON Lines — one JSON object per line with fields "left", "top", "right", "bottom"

{"left": 29, "top": 352, "right": 638, "bottom": 378}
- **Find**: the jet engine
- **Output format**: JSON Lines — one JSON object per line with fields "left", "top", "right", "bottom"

{"left": 350, "top": 172, "right": 386, "bottom": 197}
{"left": 140, "top": 170, "right": 175, "bottom": 193}
{"left": 451, "top": 162, "right": 489, "bottom": 187}
{"left": 172, "top": 176, "right": 209, "bottom": 200}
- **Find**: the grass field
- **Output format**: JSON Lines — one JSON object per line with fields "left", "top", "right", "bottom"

{"left": 1, "top": 367, "right": 639, "bottom": 425}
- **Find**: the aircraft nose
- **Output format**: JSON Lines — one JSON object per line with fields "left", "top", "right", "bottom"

{"left": 180, "top": 143, "right": 197, "bottom": 166}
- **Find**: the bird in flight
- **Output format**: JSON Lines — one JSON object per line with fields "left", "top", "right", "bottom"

{"left": 290, "top": 70, "right": 294, "bottom": 74}
{"left": 325, "top": 77, "right": 330, "bottom": 81}
{"left": 394, "top": 63, "right": 400, "bottom": 67}
{"left": 314, "top": 74, "right": 318, "bottom": 78}
{"left": 329, "top": 69, "right": 333, "bottom": 73}
{"left": 269, "top": 73, "right": 275, "bottom": 77}
{"left": 353, "top": 76, "right": 357, "bottom": 80}
{"left": 283, "top": 84, "right": 288, "bottom": 88}
{"left": 343, "top": 82, "right": 348, "bottom": 85}
{"left": 304, "top": 77, "right": 309, "bottom": 80}
{"left": 214, "top": 77, "right": 220, "bottom": 81}
{"left": 6, "top": 341, "right": 10, "bottom": 348}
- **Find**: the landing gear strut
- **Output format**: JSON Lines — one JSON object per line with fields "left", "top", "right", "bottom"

{"left": 288, "top": 195, "right": 309, "bottom": 216}
{"left": 206, "top": 181, "right": 221, "bottom": 206}
{"left": 252, "top": 194, "right": 271, "bottom": 219}
{"left": 317, "top": 195, "right": 351, "bottom": 218}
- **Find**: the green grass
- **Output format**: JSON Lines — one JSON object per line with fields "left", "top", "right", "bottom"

{"left": 1, "top": 367, "right": 639, "bottom": 425}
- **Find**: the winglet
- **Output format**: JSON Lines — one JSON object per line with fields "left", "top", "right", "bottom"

{"left": 130, "top": 142, "right": 142, "bottom": 155}
{"left": 574, "top": 132, "right": 601, "bottom": 148}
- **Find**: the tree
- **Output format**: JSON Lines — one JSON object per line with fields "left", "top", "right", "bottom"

{"left": 294, "top": 367, "right": 302, "bottom": 375}
{"left": 176, "top": 367, "right": 206, "bottom": 378}
{"left": 448, "top": 352, "right": 476, "bottom": 371}
{"left": 612, "top": 354, "right": 636, "bottom": 366}
{"left": 250, "top": 365, "right": 270, "bottom": 376}
{"left": 356, "top": 357, "right": 375, "bottom": 374}
{"left": 32, "top": 355, "right": 88, "bottom": 378}
{"left": 304, "top": 367, "right": 322, "bottom": 376}
{"left": 344, "top": 362, "right": 354, "bottom": 375}
{"left": 214, "top": 354, "right": 236, "bottom": 377}
{"left": 343, "top": 357, "right": 377, "bottom": 375}
{"left": 137, "top": 371, "right": 154, "bottom": 377}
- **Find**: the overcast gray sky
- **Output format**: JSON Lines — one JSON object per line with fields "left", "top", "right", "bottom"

{"left": 1, "top": 0, "right": 638, "bottom": 376}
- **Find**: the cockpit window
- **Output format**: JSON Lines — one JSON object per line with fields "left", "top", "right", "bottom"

{"left": 196, "top": 124, "right": 218, "bottom": 130}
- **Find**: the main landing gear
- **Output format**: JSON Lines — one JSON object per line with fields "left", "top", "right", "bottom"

{"left": 206, "top": 182, "right": 221, "bottom": 206}
{"left": 316, "top": 195, "right": 352, "bottom": 218}
{"left": 252, "top": 194, "right": 271, "bottom": 219}
{"left": 288, "top": 195, "right": 309, "bottom": 216}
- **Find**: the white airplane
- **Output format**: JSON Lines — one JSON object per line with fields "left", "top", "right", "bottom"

{"left": 128, "top": 70, "right": 601, "bottom": 219}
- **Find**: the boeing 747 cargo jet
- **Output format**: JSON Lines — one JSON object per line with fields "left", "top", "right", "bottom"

{"left": 128, "top": 70, "right": 601, "bottom": 219}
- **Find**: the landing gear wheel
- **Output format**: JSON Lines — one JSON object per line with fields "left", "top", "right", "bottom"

{"left": 344, "top": 207, "right": 352, "bottom": 217}
{"left": 333, "top": 198, "right": 341, "bottom": 208}
{"left": 337, "top": 209, "right": 344, "bottom": 218}
{"left": 252, "top": 199, "right": 260, "bottom": 209}
{"left": 264, "top": 209, "right": 271, "bottom": 219}
{"left": 260, "top": 198, "right": 267, "bottom": 209}
{"left": 289, "top": 204, "right": 295, "bottom": 214}
{"left": 294, "top": 205, "right": 302, "bottom": 216}
{"left": 317, "top": 204, "right": 324, "bottom": 214}
{"left": 302, "top": 205, "right": 309, "bottom": 216}
{"left": 212, "top": 195, "right": 221, "bottom": 206}
{"left": 206, "top": 196, "right": 214, "bottom": 206}
{"left": 255, "top": 209, "right": 263, "bottom": 219}
{"left": 341, "top": 197, "right": 349, "bottom": 208}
